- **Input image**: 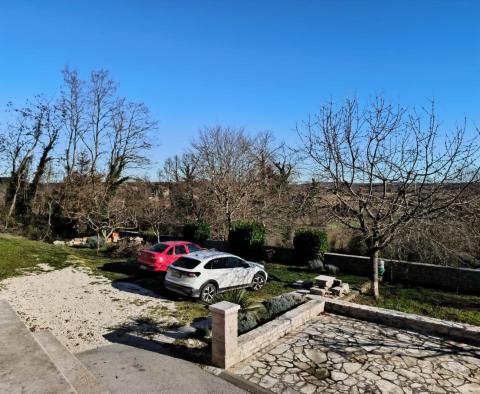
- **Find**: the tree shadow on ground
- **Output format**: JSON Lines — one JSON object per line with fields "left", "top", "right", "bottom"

{"left": 99, "top": 260, "right": 142, "bottom": 276}
{"left": 104, "top": 317, "right": 211, "bottom": 365}
{"left": 97, "top": 260, "right": 190, "bottom": 301}
{"left": 309, "top": 314, "right": 480, "bottom": 361}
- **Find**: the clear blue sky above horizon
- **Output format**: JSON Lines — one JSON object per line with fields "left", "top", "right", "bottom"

{"left": 0, "top": 0, "right": 479, "bottom": 177}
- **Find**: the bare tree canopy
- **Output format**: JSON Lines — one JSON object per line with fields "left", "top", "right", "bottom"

{"left": 298, "top": 97, "right": 480, "bottom": 297}
{"left": 192, "top": 126, "right": 259, "bottom": 237}
{"left": 2, "top": 98, "right": 64, "bottom": 227}
{"left": 0, "top": 67, "right": 157, "bottom": 240}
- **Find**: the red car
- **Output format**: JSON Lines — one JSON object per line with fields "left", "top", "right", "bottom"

{"left": 137, "top": 241, "right": 203, "bottom": 272}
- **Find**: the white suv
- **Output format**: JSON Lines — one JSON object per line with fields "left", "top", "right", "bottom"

{"left": 164, "top": 250, "right": 268, "bottom": 303}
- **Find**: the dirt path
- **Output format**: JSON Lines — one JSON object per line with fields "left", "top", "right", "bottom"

{"left": 0, "top": 265, "right": 176, "bottom": 353}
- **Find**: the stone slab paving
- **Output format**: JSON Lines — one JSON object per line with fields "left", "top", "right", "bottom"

{"left": 231, "top": 313, "right": 480, "bottom": 394}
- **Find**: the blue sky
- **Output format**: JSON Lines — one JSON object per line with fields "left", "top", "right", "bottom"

{"left": 0, "top": 0, "right": 479, "bottom": 176}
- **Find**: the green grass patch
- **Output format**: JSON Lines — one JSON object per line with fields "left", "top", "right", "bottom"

{"left": 0, "top": 234, "right": 372, "bottom": 328}
{"left": 355, "top": 282, "right": 480, "bottom": 326}
{"left": 0, "top": 234, "right": 70, "bottom": 280}
{"left": 250, "top": 263, "right": 369, "bottom": 302}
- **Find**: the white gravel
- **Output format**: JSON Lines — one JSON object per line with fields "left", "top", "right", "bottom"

{"left": 0, "top": 265, "right": 176, "bottom": 353}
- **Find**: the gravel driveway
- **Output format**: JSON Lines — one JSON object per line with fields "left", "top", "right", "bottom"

{"left": 0, "top": 265, "right": 176, "bottom": 353}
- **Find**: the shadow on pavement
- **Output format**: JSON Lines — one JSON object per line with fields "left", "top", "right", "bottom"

{"left": 104, "top": 325, "right": 211, "bottom": 365}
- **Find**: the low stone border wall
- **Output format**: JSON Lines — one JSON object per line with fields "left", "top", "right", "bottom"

{"left": 324, "top": 298, "right": 480, "bottom": 346}
{"left": 325, "top": 252, "right": 480, "bottom": 295}
{"left": 209, "top": 298, "right": 325, "bottom": 368}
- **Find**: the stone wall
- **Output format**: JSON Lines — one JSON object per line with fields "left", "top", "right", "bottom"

{"left": 324, "top": 298, "right": 480, "bottom": 347}
{"left": 237, "top": 299, "right": 325, "bottom": 364}
{"left": 209, "top": 298, "right": 325, "bottom": 368}
{"left": 204, "top": 239, "right": 230, "bottom": 252}
{"left": 325, "top": 252, "right": 480, "bottom": 295}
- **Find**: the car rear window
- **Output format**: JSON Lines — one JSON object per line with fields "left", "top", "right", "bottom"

{"left": 149, "top": 243, "right": 168, "bottom": 253}
{"left": 172, "top": 257, "right": 201, "bottom": 269}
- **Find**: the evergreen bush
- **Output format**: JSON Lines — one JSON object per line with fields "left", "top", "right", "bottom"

{"left": 262, "top": 293, "right": 300, "bottom": 319}
{"left": 228, "top": 220, "right": 266, "bottom": 260}
{"left": 293, "top": 229, "right": 328, "bottom": 266}
{"left": 238, "top": 312, "right": 258, "bottom": 334}
{"left": 183, "top": 219, "right": 211, "bottom": 246}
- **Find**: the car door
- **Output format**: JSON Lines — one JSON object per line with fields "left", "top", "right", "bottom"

{"left": 227, "top": 257, "right": 253, "bottom": 286}
{"left": 204, "top": 257, "right": 230, "bottom": 290}
{"left": 172, "top": 245, "right": 188, "bottom": 264}
{"left": 164, "top": 247, "right": 175, "bottom": 265}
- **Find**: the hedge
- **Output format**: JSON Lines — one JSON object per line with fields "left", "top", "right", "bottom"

{"left": 293, "top": 228, "right": 328, "bottom": 266}
{"left": 182, "top": 219, "right": 211, "bottom": 246}
{"left": 228, "top": 220, "right": 266, "bottom": 260}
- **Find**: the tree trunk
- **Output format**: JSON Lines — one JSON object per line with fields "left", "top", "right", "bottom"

{"left": 96, "top": 233, "right": 101, "bottom": 255}
{"left": 24, "top": 140, "right": 55, "bottom": 214}
{"left": 370, "top": 249, "right": 380, "bottom": 299}
{"left": 4, "top": 191, "right": 18, "bottom": 230}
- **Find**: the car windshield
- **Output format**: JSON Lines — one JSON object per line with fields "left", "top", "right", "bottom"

{"left": 172, "top": 257, "right": 201, "bottom": 269}
{"left": 149, "top": 243, "right": 168, "bottom": 253}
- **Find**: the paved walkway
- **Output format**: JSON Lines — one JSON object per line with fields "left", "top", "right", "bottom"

{"left": 0, "top": 300, "right": 76, "bottom": 393}
{"left": 231, "top": 313, "right": 480, "bottom": 394}
{"left": 78, "top": 343, "right": 246, "bottom": 394}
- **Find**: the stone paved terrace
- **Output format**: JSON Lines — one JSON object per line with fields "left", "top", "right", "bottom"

{"left": 231, "top": 313, "right": 480, "bottom": 394}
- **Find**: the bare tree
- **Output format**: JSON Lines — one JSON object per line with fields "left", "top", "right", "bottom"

{"left": 58, "top": 68, "right": 156, "bottom": 241}
{"left": 3, "top": 101, "right": 44, "bottom": 227}
{"left": 140, "top": 193, "right": 171, "bottom": 243}
{"left": 22, "top": 101, "right": 64, "bottom": 215}
{"left": 105, "top": 99, "right": 156, "bottom": 194}
{"left": 160, "top": 153, "right": 210, "bottom": 223}
{"left": 83, "top": 70, "right": 116, "bottom": 176}
{"left": 61, "top": 66, "right": 85, "bottom": 178}
{"left": 193, "top": 126, "right": 259, "bottom": 238}
{"left": 298, "top": 97, "right": 480, "bottom": 298}
{"left": 250, "top": 133, "right": 300, "bottom": 244}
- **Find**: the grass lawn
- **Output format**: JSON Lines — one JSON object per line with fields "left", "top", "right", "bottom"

{"left": 251, "top": 263, "right": 369, "bottom": 302}
{"left": 0, "top": 234, "right": 70, "bottom": 281}
{"left": 2, "top": 234, "right": 479, "bottom": 337}
{"left": 0, "top": 234, "right": 371, "bottom": 325}
{"left": 355, "top": 281, "right": 480, "bottom": 326}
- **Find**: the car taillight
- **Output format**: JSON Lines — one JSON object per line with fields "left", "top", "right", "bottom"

{"left": 185, "top": 272, "right": 201, "bottom": 278}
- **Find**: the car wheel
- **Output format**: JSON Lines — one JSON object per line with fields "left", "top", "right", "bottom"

{"left": 251, "top": 273, "right": 265, "bottom": 291}
{"left": 200, "top": 283, "right": 217, "bottom": 303}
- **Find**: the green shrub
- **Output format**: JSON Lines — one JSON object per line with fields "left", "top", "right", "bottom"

{"left": 213, "top": 289, "right": 252, "bottom": 311}
{"left": 325, "top": 264, "right": 340, "bottom": 276}
{"left": 108, "top": 241, "right": 144, "bottom": 258}
{"left": 293, "top": 229, "right": 328, "bottom": 266}
{"left": 346, "top": 234, "right": 369, "bottom": 256}
{"left": 238, "top": 312, "right": 258, "bottom": 334}
{"left": 228, "top": 220, "right": 266, "bottom": 260}
{"left": 86, "top": 236, "right": 104, "bottom": 249}
{"left": 183, "top": 219, "right": 211, "bottom": 246}
{"left": 25, "top": 224, "right": 44, "bottom": 241}
{"left": 307, "top": 258, "right": 324, "bottom": 272}
{"left": 262, "top": 294, "right": 301, "bottom": 319}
